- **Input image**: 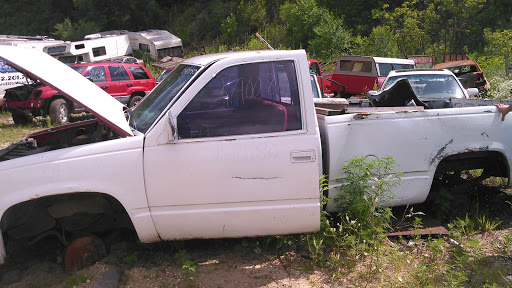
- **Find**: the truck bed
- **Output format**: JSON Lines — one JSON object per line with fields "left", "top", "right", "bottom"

{"left": 316, "top": 100, "right": 511, "bottom": 212}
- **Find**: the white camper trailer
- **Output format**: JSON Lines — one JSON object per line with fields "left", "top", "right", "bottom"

{"left": 0, "top": 35, "right": 65, "bottom": 51}
{"left": 43, "top": 34, "right": 132, "bottom": 64}
{"left": 129, "top": 30, "right": 183, "bottom": 59}
{"left": 89, "top": 30, "right": 183, "bottom": 60}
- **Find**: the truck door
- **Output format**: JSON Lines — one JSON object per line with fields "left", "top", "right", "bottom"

{"left": 143, "top": 59, "right": 321, "bottom": 240}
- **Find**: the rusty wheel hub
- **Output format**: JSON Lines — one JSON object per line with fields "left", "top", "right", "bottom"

{"left": 64, "top": 235, "right": 106, "bottom": 271}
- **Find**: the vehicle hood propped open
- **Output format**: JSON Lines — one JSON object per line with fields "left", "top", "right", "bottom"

{"left": 0, "top": 46, "right": 133, "bottom": 137}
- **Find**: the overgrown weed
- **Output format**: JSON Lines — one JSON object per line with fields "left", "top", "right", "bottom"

{"left": 294, "top": 156, "right": 511, "bottom": 287}
{"left": 174, "top": 250, "right": 199, "bottom": 286}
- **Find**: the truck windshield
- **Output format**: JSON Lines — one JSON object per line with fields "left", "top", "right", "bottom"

{"left": 384, "top": 74, "right": 465, "bottom": 99}
{"left": 129, "top": 64, "right": 200, "bottom": 133}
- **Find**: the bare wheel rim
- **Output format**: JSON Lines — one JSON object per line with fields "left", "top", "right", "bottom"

{"left": 59, "top": 103, "right": 68, "bottom": 123}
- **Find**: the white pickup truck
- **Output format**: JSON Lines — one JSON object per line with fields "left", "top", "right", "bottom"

{"left": 0, "top": 47, "right": 510, "bottom": 265}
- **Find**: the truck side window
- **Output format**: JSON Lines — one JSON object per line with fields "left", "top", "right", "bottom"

{"left": 178, "top": 60, "right": 302, "bottom": 139}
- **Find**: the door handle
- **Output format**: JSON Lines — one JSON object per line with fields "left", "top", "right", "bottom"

{"left": 101, "top": 85, "right": 109, "bottom": 89}
{"left": 127, "top": 83, "right": 133, "bottom": 87}
{"left": 290, "top": 150, "right": 316, "bottom": 163}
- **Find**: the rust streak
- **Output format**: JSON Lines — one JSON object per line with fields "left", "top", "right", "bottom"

{"left": 430, "top": 139, "right": 454, "bottom": 166}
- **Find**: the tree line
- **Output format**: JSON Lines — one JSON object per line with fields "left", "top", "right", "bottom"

{"left": 1, "top": 0, "right": 511, "bottom": 64}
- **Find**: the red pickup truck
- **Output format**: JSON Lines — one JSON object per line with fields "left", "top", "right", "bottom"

{"left": 3, "top": 62, "right": 155, "bottom": 125}
{"left": 324, "top": 56, "right": 416, "bottom": 97}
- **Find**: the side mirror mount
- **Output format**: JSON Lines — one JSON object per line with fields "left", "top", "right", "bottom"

{"left": 164, "top": 110, "right": 178, "bottom": 143}
{"left": 466, "top": 88, "right": 479, "bottom": 97}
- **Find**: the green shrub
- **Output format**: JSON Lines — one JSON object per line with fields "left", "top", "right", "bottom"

{"left": 448, "top": 213, "right": 476, "bottom": 239}
{"left": 335, "top": 156, "right": 401, "bottom": 231}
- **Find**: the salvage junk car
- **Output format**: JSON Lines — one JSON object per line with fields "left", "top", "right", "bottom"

{"left": 433, "top": 60, "right": 490, "bottom": 94}
{"left": 367, "top": 69, "right": 479, "bottom": 109}
{"left": 1, "top": 47, "right": 512, "bottom": 268}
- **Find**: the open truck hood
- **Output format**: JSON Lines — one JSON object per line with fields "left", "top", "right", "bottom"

{"left": 0, "top": 46, "right": 133, "bottom": 137}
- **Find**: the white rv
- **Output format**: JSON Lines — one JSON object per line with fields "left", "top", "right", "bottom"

{"left": 43, "top": 34, "right": 132, "bottom": 64}
{"left": 128, "top": 29, "right": 183, "bottom": 59}
{"left": 89, "top": 30, "right": 183, "bottom": 59}
{"left": 0, "top": 35, "right": 65, "bottom": 51}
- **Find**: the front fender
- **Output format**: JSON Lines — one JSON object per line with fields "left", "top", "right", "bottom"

{"left": 0, "top": 135, "right": 159, "bottom": 243}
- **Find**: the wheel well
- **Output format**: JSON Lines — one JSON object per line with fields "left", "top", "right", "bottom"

{"left": 45, "top": 95, "right": 71, "bottom": 113}
{"left": 426, "top": 151, "right": 509, "bottom": 221}
{"left": 1, "top": 193, "right": 134, "bottom": 241}
{"left": 434, "top": 151, "right": 509, "bottom": 179}
{"left": 131, "top": 91, "right": 145, "bottom": 98}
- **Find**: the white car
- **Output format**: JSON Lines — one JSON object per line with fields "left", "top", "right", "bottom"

{"left": 367, "top": 69, "right": 479, "bottom": 109}
{"left": 382, "top": 69, "right": 478, "bottom": 98}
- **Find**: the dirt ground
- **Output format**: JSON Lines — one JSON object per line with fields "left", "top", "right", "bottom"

{"left": 1, "top": 227, "right": 512, "bottom": 288}
{"left": 0, "top": 234, "right": 341, "bottom": 288}
{"left": 1, "top": 205, "right": 511, "bottom": 288}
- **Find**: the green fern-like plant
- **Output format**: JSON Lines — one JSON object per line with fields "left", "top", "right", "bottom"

{"left": 335, "top": 155, "right": 402, "bottom": 232}
{"left": 475, "top": 213, "right": 502, "bottom": 232}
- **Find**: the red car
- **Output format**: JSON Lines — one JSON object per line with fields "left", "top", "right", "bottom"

{"left": 3, "top": 62, "right": 155, "bottom": 124}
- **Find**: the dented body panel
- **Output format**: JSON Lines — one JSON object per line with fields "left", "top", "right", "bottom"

{"left": 318, "top": 105, "right": 512, "bottom": 212}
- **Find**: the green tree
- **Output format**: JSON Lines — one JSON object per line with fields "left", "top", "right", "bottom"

{"left": 354, "top": 26, "right": 401, "bottom": 58}
{"left": 373, "top": 1, "right": 438, "bottom": 56}
{"left": 309, "top": 16, "right": 352, "bottom": 62}
{"left": 237, "top": 0, "right": 267, "bottom": 35}
{"left": 221, "top": 14, "right": 238, "bottom": 46}
{"left": 373, "top": 0, "right": 486, "bottom": 57}
{"left": 483, "top": 29, "right": 512, "bottom": 59}
{"left": 482, "top": 29, "right": 512, "bottom": 80}
{"left": 280, "top": 0, "right": 327, "bottom": 49}
{"left": 53, "top": 18, "right": 100, "bottom": 41}
{"left": 0, "top": 0, "right": 70, "bottom": 36}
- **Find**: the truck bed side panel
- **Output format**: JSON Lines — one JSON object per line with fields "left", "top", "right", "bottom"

{"left": 319, "top": 106, "right": 512, "bottom": 212}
